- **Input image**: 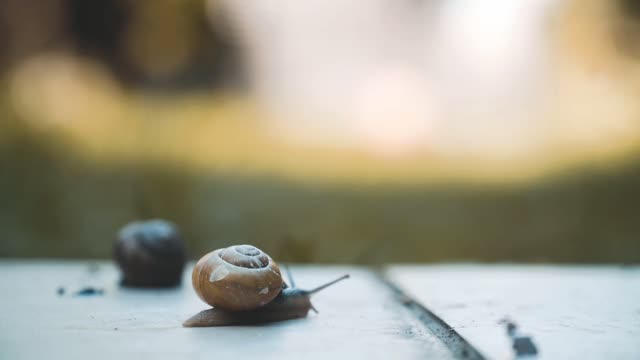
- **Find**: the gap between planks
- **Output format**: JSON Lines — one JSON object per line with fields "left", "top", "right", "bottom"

{"left": 375, "top": 270, "right": 486, "bottom": 360}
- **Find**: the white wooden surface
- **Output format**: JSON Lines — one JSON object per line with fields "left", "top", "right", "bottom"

{"left": 0, "top": 261, "right": 453, "bottom": 360}
{"left": 3, "top": 261, "right": 638, "bottom": 360}
{"left": 387, "top": 264, "right": 640, "bottom": 360}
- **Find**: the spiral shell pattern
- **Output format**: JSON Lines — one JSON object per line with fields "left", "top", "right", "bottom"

{"left": 192, "top": 245, "right": 283, "bottom": 311}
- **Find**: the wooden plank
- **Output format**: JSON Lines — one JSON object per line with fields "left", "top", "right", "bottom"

{"left": 0, "top": 261, "right": 454, "bottom": 360}
{"left": 386, "top": 265, "right": 640, "bottom": 360}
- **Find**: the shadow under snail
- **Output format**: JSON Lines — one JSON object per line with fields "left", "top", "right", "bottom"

{"left": 183, "top": 244, "right": 349, "bottom": 327}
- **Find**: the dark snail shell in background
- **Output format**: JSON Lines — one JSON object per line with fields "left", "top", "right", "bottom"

{"left": 114, "top": 219, "right": 187, "bottom": 287}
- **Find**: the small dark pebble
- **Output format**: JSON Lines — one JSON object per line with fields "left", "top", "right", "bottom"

{"left": 498, "top": 317, "right": 518, "bottom": 336}
{"left": 57, "top": 287, "right": 65, "bottom": 296}
{"left": 74, "top": 287, "right": 104, "bottom": 296}
{"left": 114, "top": 328, "right": 118, "bottom": 331}
{"left": 500, "top": 317, "right": 539, "bottom": 357}
{"left": 513, "top": 336, "right": 538, "bottom": 356}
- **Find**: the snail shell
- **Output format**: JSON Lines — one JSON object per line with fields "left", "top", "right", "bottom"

{"left": 114, "top": 219, "right": 186, "bottom": 287}
{"left": 192, "top": 245, "right": 283, "bottom": 311}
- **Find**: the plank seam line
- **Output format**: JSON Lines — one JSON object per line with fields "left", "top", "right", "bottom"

{"left": 375, "top": 271, "right": 486, "bottom": 360}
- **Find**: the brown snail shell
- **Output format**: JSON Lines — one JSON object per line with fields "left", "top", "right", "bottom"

{"left": 185, "top": 244, "right": 350, "bottom": 327}
{"left": 192, "top": 245, "right": 283, "bottom": 311}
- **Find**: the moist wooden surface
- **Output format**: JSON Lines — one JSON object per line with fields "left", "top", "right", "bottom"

{"left": 0, "top": 261, "right": 453, "bottom": 360}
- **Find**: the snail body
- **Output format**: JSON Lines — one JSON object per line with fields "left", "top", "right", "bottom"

{"left": 184, "top": 244, "right": 349, "bottom": 327}
{"left": 183, "top": 287, "right": 311, "bottom": 327}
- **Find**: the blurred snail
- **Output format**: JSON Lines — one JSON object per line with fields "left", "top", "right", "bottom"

{"left": 183, "top": 244, "right": 349, "bottom": 327}
{"left": 114, "top": 219, "right": 187, "bottom": 287}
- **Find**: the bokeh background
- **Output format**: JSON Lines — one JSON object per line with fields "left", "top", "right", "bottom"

{"left": 1, "top": 0, "right": 640, "bottom": 264}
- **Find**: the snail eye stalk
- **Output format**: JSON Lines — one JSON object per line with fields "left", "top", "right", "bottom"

{"left": 283, "top": 264, "right": 296, "bottom": 288}
{"left": 306, "top": 274, "right": 350, "bottom": 295}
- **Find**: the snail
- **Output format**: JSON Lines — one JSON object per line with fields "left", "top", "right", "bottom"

{"left": 114, "top": 219, "right": 187, "bottom": 287}
{"left": 183, "top": 244, "right": 349, "bottom": 327}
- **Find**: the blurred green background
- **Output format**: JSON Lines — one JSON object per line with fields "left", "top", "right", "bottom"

{"left": 1, "top": 0, "right": 640, "bottom": 263}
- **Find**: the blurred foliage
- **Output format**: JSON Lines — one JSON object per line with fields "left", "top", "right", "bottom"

{"left": 1, "top": 0, "right": 640, "bottom": 263}
{"left": 1, "top": 88, "right": 639, "bottom": 264}
{"left": 0, "top": 0, "right": 241, "bottom": 89}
